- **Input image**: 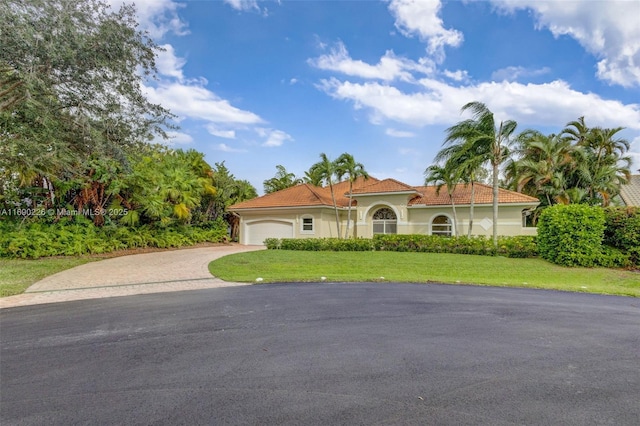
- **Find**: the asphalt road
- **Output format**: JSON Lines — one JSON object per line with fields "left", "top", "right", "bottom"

{"left": 1, "top": 283, "right": 639, "bottom": 425}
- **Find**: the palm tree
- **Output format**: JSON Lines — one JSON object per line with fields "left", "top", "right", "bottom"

{"left": 562, "top": 118, "right": 631, "bottom": 206}
{"left": 263, "top": 164, "right": 302, "bottom": 194}
{"left": 444, "top": 101, "right": 517, "bottom": 246}
{"left": 335, "top": 153, "right": 369, "bottom": 238}
{"left": 434, "top": 143, "right": 485, "bottom": 237}
{"left": 424, "top": 164, "right": 460, "bottom": 236}
{"left": 309, "top": 153, "right": 341, "bottom": 237}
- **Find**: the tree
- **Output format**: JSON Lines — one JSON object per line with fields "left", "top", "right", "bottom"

{"left": 424, "top": 164, "right": 460, "bottom": 236}
{"left": 0, "top": 0, "right": 174, "bottom": 211}
{"left": 335, "top": 153, "right": 369, "bottom": 238}
{"left": 443, "top": 102, "right": 517, "bottom": 246}
{"left": 434, "top": 142, "right": 486, "bottom": 236}
{"left": 263, "top": 165, "right": 302, "bottom": 194}
{"left": 308, "top": 153, "right": 341, "bottom": 237}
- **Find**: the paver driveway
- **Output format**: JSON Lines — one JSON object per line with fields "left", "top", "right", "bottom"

{"left": 0, "top": 244, "right": 264, "bottom": 309}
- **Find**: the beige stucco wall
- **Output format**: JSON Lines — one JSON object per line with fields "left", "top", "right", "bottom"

{"left": 235, "top": 199, "right": 537, "bottom": 244}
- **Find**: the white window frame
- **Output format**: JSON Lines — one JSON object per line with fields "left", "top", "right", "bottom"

{"left": 301, "top": 216, "right": 314, "bottom": 234}
{"left": 372, "top": 208, "right": 397, "bottom": 235}
{"left": 431, "top": 214, "right": 453, "bottom": 237}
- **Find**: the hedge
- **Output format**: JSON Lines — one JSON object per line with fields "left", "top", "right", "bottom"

{"left": 266, "top": 235, "right": 537, "bottom": 259}
{"left": 0, "top": 219, "right": 229, "bottom": 259}
{"left": 603, "top": 207, "right": 640, "bottom": 266}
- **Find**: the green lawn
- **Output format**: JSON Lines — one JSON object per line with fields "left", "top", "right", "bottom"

{"left": 209, "top": 250, "right": 640, "bottom": 297}
{"left": 0, "top": 257, "right": 97, "bottom": 297}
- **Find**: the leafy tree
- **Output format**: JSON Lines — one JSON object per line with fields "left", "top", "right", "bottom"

{"left": 0, "top": 0, "right": 173, "bottom": 210}
{"left": 308, "top": 153, "right": 341, "bottom": 237}
{"left": 263, "top": 165, "right": 302, "bottom": 194}
{"left": 443, "top": 102, "right": 517, "bottom": 246}
{"left": 335, "top": 153, "right": 369, "bottom": 238}
{"left": 424, "top": 164, "right": 460, "bottom": 236}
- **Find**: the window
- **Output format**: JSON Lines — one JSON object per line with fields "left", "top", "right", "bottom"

{"left": 301, "top": 217, "right": 314, "bottom": 233}
{"left": 373, "top": 207, "right": 397, "bottom": 235}
{"left": 522, "top": 209, "right": 535, "bottom": 227}
{"left": 431, "top": 215, "right": 452, "bottom": 237}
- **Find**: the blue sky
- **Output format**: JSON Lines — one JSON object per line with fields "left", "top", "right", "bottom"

{"left": 115, "top": 0, "right": 640, "bottom": 194}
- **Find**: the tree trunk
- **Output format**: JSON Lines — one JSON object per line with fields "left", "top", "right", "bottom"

{"left": 467, "top": 180, "right": 475, "bottom": 237}
{"left": 329, "top": 183, "right": 341, "bottom": 238}
{"left": 344, "top": 183, "right": 353, "bottom": 238}
{"left": 449, "top": 193, "right": 459, "bottom": 237}
{"left": 492, "top": 162, "right": 499, "bottom": 247}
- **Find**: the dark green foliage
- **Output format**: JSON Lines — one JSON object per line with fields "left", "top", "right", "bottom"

{"left": 603, "top": 207, "right": 640, "bottom": 266}
{"left": 537, "top": 204, "right": 605, "bottom": 267}
{"left": 279, "top": 238, "right": 374, "bottom": 251}
{"left": 266, "top": 235, "right": 537, "bottom": 258}
{"left": 0, "top": 221, "right": 228, "bottom": 259}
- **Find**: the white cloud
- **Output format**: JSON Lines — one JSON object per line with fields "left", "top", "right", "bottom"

{"left": 490, "top": 0, "right": 640, "bottom": 87}
{"left": 491, "top": 66, "right": 551, "bottom": 82}
{"left": 388, "top": 0, "right": 463, "bottom": 62}
{"left": 224, "top": 0, "right": 260, "bottom": 12}
{"left": 386, "top": 128, "right": 416, "bottom": 138}
{"left": 206, "top": 125, "right": 236, "bottom": 139}
{"left": 144, "top": 81, "right": 264, "bottom": 124}
{"left": 318, "top": 77, "right": 640, "bottom": 130}
{"left": 165, "top": 131, "right": 193, "bottom": 144}
{"left": 108, "top": 0, "right": 188, "bottom": 39}
{"left": 156, "top": 44, "right": 186, "bottom": 80}
{"left": 215, "top": 143, "right": 247, "bottom": 153}
{"left": 442, "top": 69, "right": 470, "bottom": 82}
{"left": 309, "top": 41, "right": 435, "bottom": 82}
{"left": 256, "top": 128, "right": 293, "bottom": 147}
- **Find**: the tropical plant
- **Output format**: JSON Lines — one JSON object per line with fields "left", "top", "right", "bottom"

{"left": 335, "top": 153, "right": 369, "bottom": 238}
{"left": 308, "top": 153, "right": 341, "bottom": 237}
{"left": 424, "top": 164, "right": 460, "bottom": 236}
{"left": 443, "top": 102, "right": 517, "bottom": 246}
{"left": 263, "top": 165, "right": 302, "bottom": 194}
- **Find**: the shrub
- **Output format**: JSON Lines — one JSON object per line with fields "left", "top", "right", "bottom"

{"left": 537, "top": 204, "right": 605, "bottom": 267}
{"left": 0, "top": 221, "right": 229, "bottom": 259}
{"left": 603, "top": 207, "right": 640, "bottom": 266}
{"left": 269, "top": 235, "right": 536, "bottom": 258}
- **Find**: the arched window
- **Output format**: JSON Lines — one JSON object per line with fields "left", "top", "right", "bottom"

{"left": 373, "top": 207, "right": 397, "bottom": 234}
{"left": 431, "top": 215, "right": 452, "bottom": 237}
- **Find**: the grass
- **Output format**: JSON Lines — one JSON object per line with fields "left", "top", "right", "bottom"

{"left": 209, "top": 250, "right": 640, "bottom": 297}
{"left": 0, "top": 257, "right": 97, "bottom": 297}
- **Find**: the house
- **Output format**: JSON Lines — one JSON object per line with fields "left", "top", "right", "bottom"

{"left": 619, "top": 175, "right": 640, "bottom": 207}
{"left": 228, "top": 177, "right": 540, "bottom": 245}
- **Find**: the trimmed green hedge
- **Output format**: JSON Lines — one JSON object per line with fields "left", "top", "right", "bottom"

{"left": 0, "top": 220, "right": 229, "bottom": 259}
{"left": 604, "top": 207, "right": 640, "bottom": 266}
{"left": 537, "top": 204, "right": 632, "bottom": 268}
{"left": 266, "top": 235, "right": 537, "bottom": 259}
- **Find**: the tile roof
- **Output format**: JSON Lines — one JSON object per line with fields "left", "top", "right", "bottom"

{"left": 619, "top": 175, "right": 640, "bottom": 207}
{"left": 229, "top": 178, "right": 539, "bottom": 210}
{"left": 410, "top": 183, "right": 540, "bottom": 206}
{"left": 351, "top": 178, "right": 418, "bottom": 195}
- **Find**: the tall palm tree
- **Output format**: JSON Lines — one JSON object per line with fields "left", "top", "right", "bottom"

{"left": 309, "top": 153, "right": 341, "bottom": 237}
{"left": 434, "top": 143, "right": 485, "bottom": 237}
{"left": 444, "top": 101, "right": 517, "bottom": 246}
{"left": 424, "top": 164, "right": 460, "bottom": 236}
{"left": 335, "top": 153, "right": 369, "bottom": 238}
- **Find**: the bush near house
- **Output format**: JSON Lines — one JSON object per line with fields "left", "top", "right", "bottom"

{"left": 537, "top": 204, "right": 632, "bottom": 268}
{"left": 266, "top": 235, "right": 537, "bottom": 259}
{"left": 603, "top": 207, "right": 640, "bottom": 266}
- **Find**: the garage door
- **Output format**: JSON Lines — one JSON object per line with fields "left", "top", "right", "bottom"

{"left": 246, "top": 220, "right": 293, "bottom": 245}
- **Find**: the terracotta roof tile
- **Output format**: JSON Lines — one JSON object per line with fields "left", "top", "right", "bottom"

{"left": 351, "top": 178, "right": 417, "bottom": 195}
{"left": 620, "top": 175, "right": 640, "bottom": 207}
{"left": 409, "top": 183, "right": 539, "bottom": 206}
{"left": 230, "top": 178, "right": 538, "bottom": 210}
{"left": 229, "top": 184, "right": 334, "bottom": 209}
